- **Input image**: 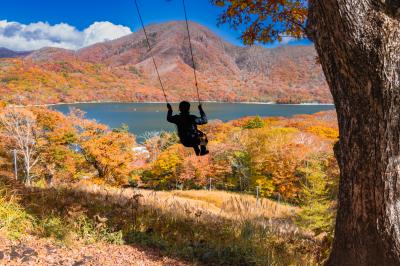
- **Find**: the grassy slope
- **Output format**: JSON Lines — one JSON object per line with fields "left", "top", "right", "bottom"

{"left": 0, "top": 176, "right": 319, "bottom": 265}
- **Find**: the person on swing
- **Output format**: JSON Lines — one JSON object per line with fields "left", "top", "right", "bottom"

{"left": 167, "top": 101, "right": 209, "bottom": 156}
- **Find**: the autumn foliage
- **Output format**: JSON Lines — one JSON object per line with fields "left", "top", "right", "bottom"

{"left": 212, "top": 0, "right": 308, "bottom": 44}
{"left": 0, "top": 21, "right": 330, "bottom": 105}
{"left": 0, "top": 107, "right": 339, "bottom": 264}
{"left": 140, "top": 111, "right": 338, "bottom": 204}
{"left": 0, "top": 107, "right": 136, "bottom": 186}
{"left": 0, "top": 107, "right": 338, "bottom": 200}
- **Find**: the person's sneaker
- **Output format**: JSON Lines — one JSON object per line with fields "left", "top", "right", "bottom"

{"left": 200, "top": 145, "right": 208, "bottom": 155}
{"left": 200, "top": 150, "right": 209, "bottom": 156}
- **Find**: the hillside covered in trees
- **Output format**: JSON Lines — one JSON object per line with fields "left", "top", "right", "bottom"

{"left": 0, "top": 21, "right": 331, "bottom": 105}
{"left": 0, "top": 103, "right": 338, "bottom": 264}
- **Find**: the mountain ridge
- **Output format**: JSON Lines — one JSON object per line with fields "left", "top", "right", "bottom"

{"left": 0, "top": 21, "right": 331, "bottom": 105}
{"left": 0, "top": 47, "right": 32, "bottom": 58}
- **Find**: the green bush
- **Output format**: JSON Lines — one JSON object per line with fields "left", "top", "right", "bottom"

{"left": 73, "top": 215, "right": 124, "bottom": 245}
{"left": 296, "top": 158, "right": 336, "bottom": 237}
{"left": 0, "top": 195, "right": 34, "bottom": 239}
{"left": 40, "top": 216, "right": 69, "bottom": 241}
{"left": 0, "top": 180, "right": 35, "bottom": 239}
{"left": 243, "top": 116, "right": 265, "bottom": 129}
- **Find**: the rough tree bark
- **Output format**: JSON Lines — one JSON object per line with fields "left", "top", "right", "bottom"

{"left": 307, "top": 0, "right": 400, "bottom": 264}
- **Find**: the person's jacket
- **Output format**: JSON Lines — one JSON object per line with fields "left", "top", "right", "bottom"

{"left": 167, "top": 106, "right": 207, "bottom": 145}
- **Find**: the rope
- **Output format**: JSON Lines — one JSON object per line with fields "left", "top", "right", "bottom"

{"left": 182, "top": 0, "right": 201, "bottom": 104}
{"left": 134, "top": 0, "right": 168, "bottom": 103}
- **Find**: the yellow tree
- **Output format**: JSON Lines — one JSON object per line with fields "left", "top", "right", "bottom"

{"left": 244, "top": 127, "right": 307, "bottom": 201}
{"left": 32, "top": 108, "right": 83, "bottom": 182}
{"left": 143, "top": 144, "right": 183, "bottom": 189}
{"left": 80, "top": 131, "right": 136, "bottom": 185}
{"left": 70, "top": 109, "right": 136, "bottom": 185}
{"left": 297, "top": 156, "right": 336, "bottom": 237}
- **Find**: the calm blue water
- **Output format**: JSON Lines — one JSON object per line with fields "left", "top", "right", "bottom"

{"left": 52, "top": 102, "right": 335, "bottom": 140}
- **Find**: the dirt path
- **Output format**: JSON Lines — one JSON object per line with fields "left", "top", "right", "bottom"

{"left": 0, "top": 235, "right": 188, "bottom": 266}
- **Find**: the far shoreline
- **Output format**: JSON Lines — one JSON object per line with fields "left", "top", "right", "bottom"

{"left": 17, "top": 100, "right": 335, "bottom": 108}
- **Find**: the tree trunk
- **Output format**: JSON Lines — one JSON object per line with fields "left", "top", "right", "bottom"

{"left": 308, "top": 0, "right": 400, "bottom": 265}
{"left": 25, "top": 160, "right": 31, "bottom": 186}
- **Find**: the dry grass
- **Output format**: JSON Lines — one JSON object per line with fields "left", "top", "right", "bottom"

{"left": 73, "top": 185, "right": 317, "bottom": 264}
{"left": 2, "top": 180, "right": 319, "bottom": 265}
{"left": 74, "top": 185, "right": 303, "bottom": 238}
{"left": 171, "top": 189, "right": 297, "bottom": 219}
{"left": 75, "top": 185, "right": 297, "bottom": 220}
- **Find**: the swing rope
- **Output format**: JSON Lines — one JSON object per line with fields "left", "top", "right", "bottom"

{"left": 182, "top": 0, "right": 201, "bottom": 104}
{"left": 134, "top": 0, "right": 169, "bottom": 103}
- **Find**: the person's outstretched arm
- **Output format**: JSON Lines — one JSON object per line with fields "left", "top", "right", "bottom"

{"left": 195, "top": 104, "right": 208, "bottom": 125}
{"left": 166, "top": 103, "right": 177, "bottom": 123}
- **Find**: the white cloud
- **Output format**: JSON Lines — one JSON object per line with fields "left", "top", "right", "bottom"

{"left": 83, "top": 21, "right": 132, "bottom": 47}
{"left": 280, "top": 36, "right": 296, "bottom": 45}
{"left": 0, "top": 20, "right": 132, "bottom": 51}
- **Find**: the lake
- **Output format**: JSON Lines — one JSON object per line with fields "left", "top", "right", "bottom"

{"left": 53, "top": 102, "right": 335, "bottom": 141}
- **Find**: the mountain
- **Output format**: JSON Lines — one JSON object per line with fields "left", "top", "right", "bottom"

{"left": 0, "top": 48, "right": 32, "bottom": 58}
{"left": 25, "top": 47, "right": 76, "bottom": 61}
{"left": 0, "top": 21, "right": 331, "bottom": 105}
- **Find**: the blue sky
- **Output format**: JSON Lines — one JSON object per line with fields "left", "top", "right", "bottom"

{"left": 0, "top": 0, "right": 310, "bottom": 51}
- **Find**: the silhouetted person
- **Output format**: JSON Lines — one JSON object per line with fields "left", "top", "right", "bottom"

{"left": 167, "top": 101, "right": 209, "bottom": 156}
